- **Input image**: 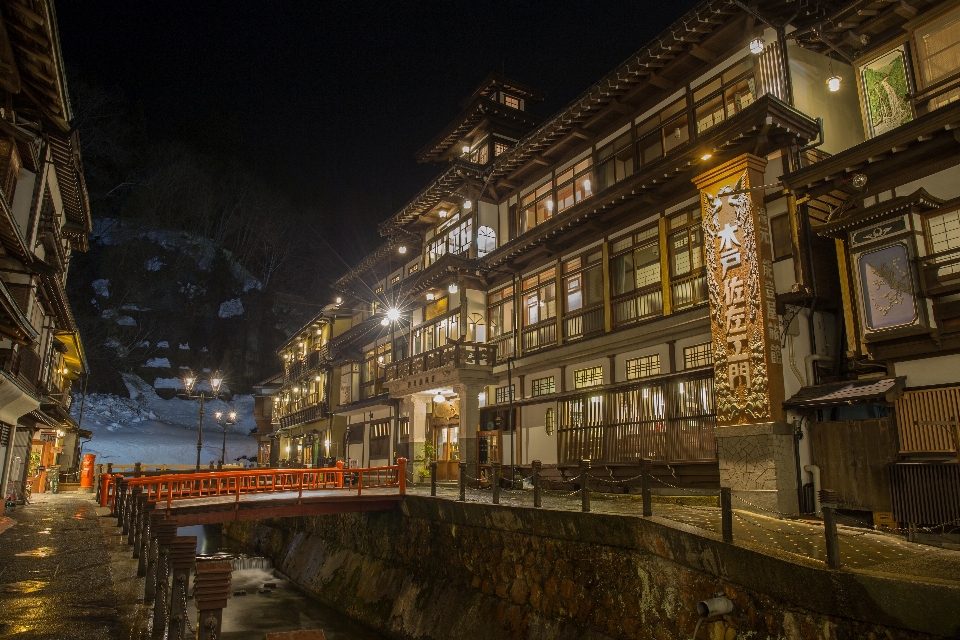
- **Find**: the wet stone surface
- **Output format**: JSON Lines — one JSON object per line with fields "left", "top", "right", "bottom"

{"left": 0, "top": 493, "right": 120, "bottom": 640}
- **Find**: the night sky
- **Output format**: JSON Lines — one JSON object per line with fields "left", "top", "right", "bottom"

{"left": 56, "top": 1, "right": 691, "bottom": 268}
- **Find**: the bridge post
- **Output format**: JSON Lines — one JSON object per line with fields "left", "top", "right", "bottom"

{"left": 430, "top": 461, "right": 437, "bottom": 497}
{"left": 492, "top": 462, "right": 501, "bottom": 505}
{"left": 126, "top": 486, "right": 142, "bottom": 543}
{"left": 458, "top": 462, "right": 466, "bottom": 502}
{"left": 398, "top": 457, "right": 407, "bottom": 495}
{"left": 136, "top": 495, "right": 150, "bottom": 568}
{"left": 823, "top": 506, "right": 842, "bottom": 569}
{"left": 336, "top": 460, "right": 344, "bottom": 489}
{"left": 151, "top": 520, "right": 179, "bottom": 637}
{"left": 144, "top": 512, "right": 165, "bottom": 603}
{"left": 533, "top": 460, "right": 542, "bottom": 508}
{"left": 167, "top": 536, "right": 197, "bottom": 640}
{"left": 580, "top": 459, "right": 591, "bottom": 513}
{"left": 194, "top": 561, "right": 232, "bottom": 640}
{"left": 115, "top": 479, "right": 126, "bottom": 526}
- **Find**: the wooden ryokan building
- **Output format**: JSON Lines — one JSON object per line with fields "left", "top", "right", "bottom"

{"left": 267, "top": 0, "right": 960, "bottom": 529}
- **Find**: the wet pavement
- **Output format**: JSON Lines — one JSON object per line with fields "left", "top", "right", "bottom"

{"left": 0, "top": 492, "right": 120, "bottom": 640}
{"left": 410, "top": 484, "right": 960, "bottom": 584}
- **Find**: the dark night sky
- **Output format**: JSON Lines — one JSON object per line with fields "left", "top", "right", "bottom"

{"left": 55, "top": 1, "right": 691, "bottom": 267}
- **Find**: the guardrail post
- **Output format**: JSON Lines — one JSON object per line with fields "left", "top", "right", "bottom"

{"left": 458, "top": 462, "right": 466, "bottom": 502}
{"left": 429, "top": 461, "right": 437, "bottom": 496}
{"left": 720, "top": 487, "right": 733, "bottom": 543}
{"left": 194, "top": 561, "right": 232, "bottom": 640}
{"left": 398, "top": 458, "right": 407, "bottom": 495}
{"left": 580, "top": 459, "right": 591, "bottom": 513}
{"left": 336, "top": 460, "right": 344, "bottom": 488}
{"left": 126, "top": 487, "right": 142, "bottom": 543}
{"left": 640, "top": 458, "right": 652, "bottom": 517}
{"left": 136, "top": 495, "right": 150, "bottom": 571}
{"left": 116, "top": 479, "right": 127, "bottom": 526}
{"left": 533, "top": 460, "right": 542, "bottom": 508}
{"left": 823, "top": 506, "right": 842, "bottom": 569}
{"left": 492, "top": 462, "right": 501, "bottom": 505}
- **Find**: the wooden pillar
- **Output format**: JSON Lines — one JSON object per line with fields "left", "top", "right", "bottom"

{"left": 693, "top": 153, "right": 796, "bottom": 516}
{"left": 659, "top": 217, "right": 672, "bottom": 316}
{"left": 194, "top": 561, "right": 232, "bottom": 640}
{"left": 602, "top": 239, "right": 612, "bottom": 332}
{"left": 608, "top": 354, "right": 617, "bottom": 385}
{"left": 835, "top": 238, "right": 860, "bottom": 357}
{"left": 558, "top": 365, "right": 567, "bottom": 393}
{"left": 555, "top": 263, "right": 564, "bottom": 346}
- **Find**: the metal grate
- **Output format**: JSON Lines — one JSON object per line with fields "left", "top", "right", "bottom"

{"left": 889, "top": 462, "right": 960, "bottom": 525}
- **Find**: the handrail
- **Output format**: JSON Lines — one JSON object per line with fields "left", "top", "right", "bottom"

{"left": 102, "top": 459, "right": 407, "bottom": 513}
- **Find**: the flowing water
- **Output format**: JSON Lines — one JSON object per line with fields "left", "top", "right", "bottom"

{"left": 179, "top": 525, "right": 388, "bottom": 640}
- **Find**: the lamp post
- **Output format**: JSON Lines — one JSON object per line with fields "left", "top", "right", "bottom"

{"left": 214, "top": 410, "right": 237, "bottom": 467}
{"left": 180, "top": 371, "right": 224, "bottom": 472}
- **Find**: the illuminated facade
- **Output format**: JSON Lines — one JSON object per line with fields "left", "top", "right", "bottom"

{"left": 274, "top": 0, "right": 960, "bottom": 525}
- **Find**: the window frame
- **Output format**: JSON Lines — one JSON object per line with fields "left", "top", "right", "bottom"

{"left": 573, "top": 365, "right": 604, "bottom": 390}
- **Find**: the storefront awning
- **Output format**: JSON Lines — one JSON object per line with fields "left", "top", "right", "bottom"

{"left": 784, "top": 376, "right": 905, "bottom": 410}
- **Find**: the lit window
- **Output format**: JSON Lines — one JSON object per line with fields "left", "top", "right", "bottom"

{"left": 504, "top": 94, "right": 520, "bottom": 109}
{"left": 495, "top": 385, "right": 516, "bottom": 404}
{"left": 574, "top": 366, "right": 603, "bottom": 389}
{"left": 626, "top": 354, "right": 661, "bottom": 380}
{"left": 408, "top": 263, "right": 420, "bottom": 275}
{"left": 494, "top": 141, "right": 510, "bottom": 156}
{"left": 532, "top": 376, "right": 555, "bottom": 397}
{"left": 683, "top": 343, "right": 713, "bottom": 369}
{"left": 545, "top": 407, "right": 555, "bottom": 435}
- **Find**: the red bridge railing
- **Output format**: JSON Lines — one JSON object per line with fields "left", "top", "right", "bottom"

{"left": 101, "top": 459, "right": 406, "bottom": 513}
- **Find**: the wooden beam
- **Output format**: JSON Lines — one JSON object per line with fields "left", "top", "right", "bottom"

{"left": 647, "top": 74, "right": 674, "bottom": 90}
{"left": 609, "top": 100, "right": 632, "bottom": 115}
{"left": 895, "top": 0, "right": 917, "bottom": 19}
{"left": 690, "top": 44, "right": 716, "bottom": 62}
{"left": 569, "top": 127, "right": 591, "bottom": 140}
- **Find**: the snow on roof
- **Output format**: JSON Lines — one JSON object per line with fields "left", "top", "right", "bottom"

{"left": 179, "top": 343, "right": 190, "bottom": 350}
{"left": 143, "top": 357, "right": 171, "bottom": 368}
{"left": 116, "top": 316, "right": 137, "bottom": 326}
{"left": 92, "top": 279, "right": 109, "bottom": 298}
{"left": 153, "top": 377, "right": 183, "bottom": 390}
{"left": 156, "top": 341, "right": 169, "bottom": 349}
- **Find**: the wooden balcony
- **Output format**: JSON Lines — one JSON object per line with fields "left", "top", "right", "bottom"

{"left": 284, "top": 346, "right": 328, "bottom": 383}
{"left": 611, "top": 286, "right": 663, "bottom": 329}
{"left": 0, "top": 345, "right": 40, "bottom": 395}
{"left": 564, "top": 306, "right": 604, "bottom": 342}
{"left": 521, "top": 320, "right": 556, "bottom": 354}
{"left": 278, "top": 402, "right": 328, "bottom": 430}
{"left": 384, "top": 342, "right": 496, "bottom": 383}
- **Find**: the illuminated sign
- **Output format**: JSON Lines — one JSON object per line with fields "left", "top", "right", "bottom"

{"left": 695, "top": 155, "right": 785, "bottom": 426}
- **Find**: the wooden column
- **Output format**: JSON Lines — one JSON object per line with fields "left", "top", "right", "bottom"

{"left": 659, "top": 217, "right": 672, "bottom": 316}
{"left": 602, "top": 239, "right": 612, "bottom": 332}
{"left": 555, "top": 262, "right": 564, "bottom": 346}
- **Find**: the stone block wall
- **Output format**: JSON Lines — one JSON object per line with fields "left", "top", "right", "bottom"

{"left": 225, "top": 497, "right": 958, "bottom": 640}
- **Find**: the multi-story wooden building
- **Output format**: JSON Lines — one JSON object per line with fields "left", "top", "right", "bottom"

{"left": 0, "top": 0, "right": 91, "bottom": 511}
{"left": 276, "top": 0, "right": 960, "bottom": 526}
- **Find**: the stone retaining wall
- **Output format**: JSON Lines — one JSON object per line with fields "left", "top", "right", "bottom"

{"left": 224, "top": 497, "right": 960, "bottom": 640}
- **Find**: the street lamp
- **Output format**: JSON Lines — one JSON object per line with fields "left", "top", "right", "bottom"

{"left": 180, "top": 370, "right": 224, "bottom": 471}
{"left": 214, "top": 409, "right": 238, "bottom": 467}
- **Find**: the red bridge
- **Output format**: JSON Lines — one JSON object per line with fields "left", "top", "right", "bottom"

{"left": 101, "top": 459, "right": 406, "bottom": 526}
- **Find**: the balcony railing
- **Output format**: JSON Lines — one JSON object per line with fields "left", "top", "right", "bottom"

{"left": 284, "top": 347, "right": 328, "bottom": 383}
{"left": 521, "top": 320, "right": 556, "bottom": 354}
{"left": 278, "top": 402, "right": 328, "bottom": 429}
{"left": 384, "top": 341, "right": 496, "bottom": 383}
{"left": 670, "top": 271, "right": 708, "bottom": 311}
{"left": 564, "top": 306, "right": 604, "bottom": 342}
{"left": 0, "top": 345, "right": 40, "bottom": 395}
{"left": 611, "top": 286, "right": 663, "bottom": 328}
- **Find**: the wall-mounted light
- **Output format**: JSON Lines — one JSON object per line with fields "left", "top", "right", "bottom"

{"left": 448, "top": 283, "right": 458, "bottom": 294}
{"left": 433, "top": 392, "right": 446, "bottom": 404}
{"left": 426, "top": 292, "right": 436, "bottom": 301}
{"left": 462, "top": 145, "right": 470, "bottom": 154}
{"left": 398, "top": 246, "right": 407, "bottom": 254}
{"left": 439, "top": 210, "right": 447, "bottom": 218}
{"left": 335, "top": 296, "right": 342, "bottom": 305}
{"left": 749, "top": 37, "right": 764, "bottom": 55}
{"left": 700, "top": 153, "right": 712, "bottom": 161}
{"left": 463, "top": 200, "right": 472, "bottom": 209}
{"left": 315, "top": 375, "right": 322, "bottom": 381}
{"left": 827, "top": 75, "right": 841, "bottom": 92}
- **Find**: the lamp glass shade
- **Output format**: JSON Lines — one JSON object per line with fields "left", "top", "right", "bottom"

{"left": 433, "top": 393, "right": 446, "bottom": 404}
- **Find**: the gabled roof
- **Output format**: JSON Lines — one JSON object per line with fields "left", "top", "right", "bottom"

{"left": 815, "top": 188, "right": 943, "bottom": 237}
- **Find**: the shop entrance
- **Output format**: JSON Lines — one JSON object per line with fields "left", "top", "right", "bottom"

{"left": 434, "top": 421, "right": 460, "bottom": 481}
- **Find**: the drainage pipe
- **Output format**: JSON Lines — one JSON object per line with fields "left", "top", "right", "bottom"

{"left": 804, "top": 354, "right": 834, "bottom": 388}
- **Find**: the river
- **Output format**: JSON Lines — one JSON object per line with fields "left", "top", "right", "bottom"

{"left": 179, "top": 525, "right": 388, "bottom": 640}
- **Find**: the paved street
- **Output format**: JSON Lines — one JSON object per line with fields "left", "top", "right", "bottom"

{"left": 409, "top": 484, "right": 960, "bottom": 584}
{"left": 0, "top": 493, "right": 120, "bottom": 640}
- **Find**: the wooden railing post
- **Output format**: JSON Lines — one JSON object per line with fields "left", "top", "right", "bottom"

{"left": 336, "top": 460, "right": 344, "bottom": 488}
{"left": 640, "top": 458, "right": 652, "bottom": 517}
{"left": 398, "top": 458, "right": 407, "bottom": 495}
{"left": 533, "top": 460, "right": 542, "bottom": 508}
{"left": 720, "top": 487, "right": 733, "bottom": 543}
{"left": 823, "top": 506, "right": 842, "bottom": 569}
{"left": 580, "top": 459, "right": 591, "bottom": 513}
{"left": 492, "top": 461, "right": 501, "bottom": 505}
{"left": 430, "top": 461, "right": 437, "bottom": 497}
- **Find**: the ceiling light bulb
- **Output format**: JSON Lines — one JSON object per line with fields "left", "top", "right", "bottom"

{"left": 749, "top": 37, "right": 764, "bottom": 54}
{"left": 439, "top": 210, "right": 447, "bottom": 218}
{"left": 463, "top": 200, "right": 472, "bottom": 209}
{"left": 335, "top": 297, "right": 342, "bottom": 305}
{"left": 433, "top": 393, "right": 446, "bottom": 404}
{"left": 315, "top": 375, "right": 322, "bottom": 381}
{"left": 701, "top": 153, "right": 712, "bottom": 161}
{"left": 827, "top": 75, "right": 841, "bottom": 92}
{"left": 448, "top": 283, "right": 458, "bottom": 294}
{"left": 398, "top": 246, "right": 407, "bottom": 254}
{"left": 426, "top": 292, "right": 436, "bottom": 301}
{"left": 462, "top": 145, "right": 470, "bottom": 154}
{"left": 386, "top": 308, "right": 400, "bottom": 321}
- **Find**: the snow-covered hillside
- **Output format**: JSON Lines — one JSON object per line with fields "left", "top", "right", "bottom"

{"left": 73, "top": 374, "right": 257, "bottom": 466}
